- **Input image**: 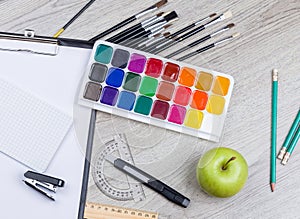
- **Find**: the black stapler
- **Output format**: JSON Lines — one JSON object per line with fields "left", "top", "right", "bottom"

{"left": 23, "top": 171, "right": 65, "bottom": 201}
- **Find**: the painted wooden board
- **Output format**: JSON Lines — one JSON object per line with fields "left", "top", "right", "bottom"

{"left": 0, "top": 0, "right": 299, "bottom": 218}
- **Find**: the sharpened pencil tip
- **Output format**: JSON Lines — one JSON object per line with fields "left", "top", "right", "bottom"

{"left": 271, "top": 183, "right": 275, "bottom": 192}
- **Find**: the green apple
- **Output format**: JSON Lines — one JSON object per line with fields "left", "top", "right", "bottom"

{"left": 196, "top": 147, "right": 248, "bottom": 198}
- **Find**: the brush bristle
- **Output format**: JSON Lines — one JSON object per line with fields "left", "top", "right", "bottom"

{"left": 227, "top": 23, "right": 235, "bottom": 29}
{"left": 156, "top": 0, "right": 168, "bottom": 8}
{"left": 157, "top": 12, "right": 165, "bottom": 17}
{"left": 164, "top": 24, "right": 173, "bottom": 29}
{"left": 210, "top": 13, "right": 217, "bottom": 18}
{"left": 164, "top": 11, "right": 179, "bottom": 22}
{"left": 223, "top": 10, "right": 233, "bottom": 19}
{"left": 153, "top": 33, "right": 162, "bottom": 38}
{"left": 232, "top": 32, "right": 240, "bottom": 38}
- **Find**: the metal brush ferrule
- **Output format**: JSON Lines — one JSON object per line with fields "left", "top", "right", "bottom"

{"left": 214, "top": 36, "right": 233, "bottom": 46}
{"left": 141, "top": 15, "right": 161, "bottom": 27}
{"left": 148, "top": 33, "right": 160, "bottom": 39}
{"left": 204, "top": 15, "right": 223, "bottom": 28}
{"left": 211, "top": 26, "right": 228, "bottom": 37}
{"left": 156, "top": 38, "right": 172, "bottom": 48}
{"left": 145, "top": 36, "right": 165, "bottom": 47}
{"left": 149, "top": 24, "right": 167, "bottom": 34}
{"left": 150, "top": 27, "right": 163, "bottom": 35}
{"left": 136, "top": 7, "right": 157, "bottom": 19}
{"left": 145, "top": 21, "right": 166, "bottom": 31}
{"left": 195, "top": 16, "right": 212, "bottom": 26}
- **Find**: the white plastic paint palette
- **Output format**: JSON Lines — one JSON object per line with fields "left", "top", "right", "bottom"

{"left": 78, "top": 40, "right": 234, "bottom": 142}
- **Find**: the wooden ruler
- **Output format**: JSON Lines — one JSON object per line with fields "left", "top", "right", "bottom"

{"left": 84, "top": 202, "right": 159, "bottom": 219}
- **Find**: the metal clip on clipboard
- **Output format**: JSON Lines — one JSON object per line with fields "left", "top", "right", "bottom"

{"left": 0, "top": 29, "right": 59, "bottom": 56}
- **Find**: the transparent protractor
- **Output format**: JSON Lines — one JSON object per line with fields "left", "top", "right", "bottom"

{"left": 92, "top": 138, "right": 145, "bottom": 202}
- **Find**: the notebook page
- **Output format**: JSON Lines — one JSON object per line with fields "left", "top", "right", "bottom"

{"left": 0, "top": 78, "right": 72, "bottom": 171}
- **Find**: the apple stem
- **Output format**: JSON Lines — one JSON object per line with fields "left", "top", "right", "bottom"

{"left": 222, "top": 157, "right": 237, "bottom": 170}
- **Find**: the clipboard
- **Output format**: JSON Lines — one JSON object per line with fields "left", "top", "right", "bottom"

{"left": 0, "top": 31, "right": 151, "bottom": 218}
{"left": 0, "top": 31, "right": 94, "bottom": 171}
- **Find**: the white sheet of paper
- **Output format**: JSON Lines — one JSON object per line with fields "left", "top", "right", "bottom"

{"left": 0, "top": 41, "right": 91, "bottom": 171}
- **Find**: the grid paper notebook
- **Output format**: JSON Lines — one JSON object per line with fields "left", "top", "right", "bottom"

{"left": 0, "top": 79, "right": 72, "bottom": 171}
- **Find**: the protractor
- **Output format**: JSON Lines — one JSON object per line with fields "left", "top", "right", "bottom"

{"left": 92, "top": 134, "right": 145, "bottom": 202}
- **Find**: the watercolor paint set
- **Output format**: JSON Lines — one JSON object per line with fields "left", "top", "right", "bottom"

{"left": 78, "top": 40, "right": 234, "bottom": 142}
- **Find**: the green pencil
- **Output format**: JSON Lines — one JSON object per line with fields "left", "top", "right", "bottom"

{"left": 282, "top": 124, "right": 300, "bottom": 165}
{"left": 278, "top": 109, "right": 300, "bottom": 161}
{"left": 271, "top": 69, "right": 278, "bottom": 192}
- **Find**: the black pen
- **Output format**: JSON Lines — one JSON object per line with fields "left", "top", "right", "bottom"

{"left": 106, "top": 155, "right": 190, "bottom": 208}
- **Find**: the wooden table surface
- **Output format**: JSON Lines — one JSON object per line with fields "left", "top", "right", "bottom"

{"left": 1, "top": 0, "right": 300, "bottom": 218}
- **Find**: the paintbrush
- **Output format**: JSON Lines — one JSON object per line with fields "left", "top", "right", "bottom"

{"left": 110, "top": 11, "right": 178, "bottom": 45}
{"left": 138, "top": 32, "right": 171, "bottom": 48}
{"left": 128, "top": 32, "right": 162, "bottom": 49}
{"left": 125, "top": 30, "right": 167, "bottom": 49}
{"left": 177, "top": 33, "right": 240, "bottom": 61}
{"left": 121, "top": 23, "right": 173, "bottom": 47}
{"left": 53, "top": 0, "right": 97, "bottom": 38}
{"left": 144, "top": 13, "right": 217, "bottom": 52}
{"left": 165, "top": 23, "right": 235, "bottom": 58}
{"left": 107, "top": 12, "right": 165, "bottom": 43}
{"left": 122, "top": 12, "right": 178, "bottom": 47}
{"left": 89, "top": 0, "right": 168, "bottom": 43}
{"left": 150, "top": 10, "right": 233, "bottom": 54}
